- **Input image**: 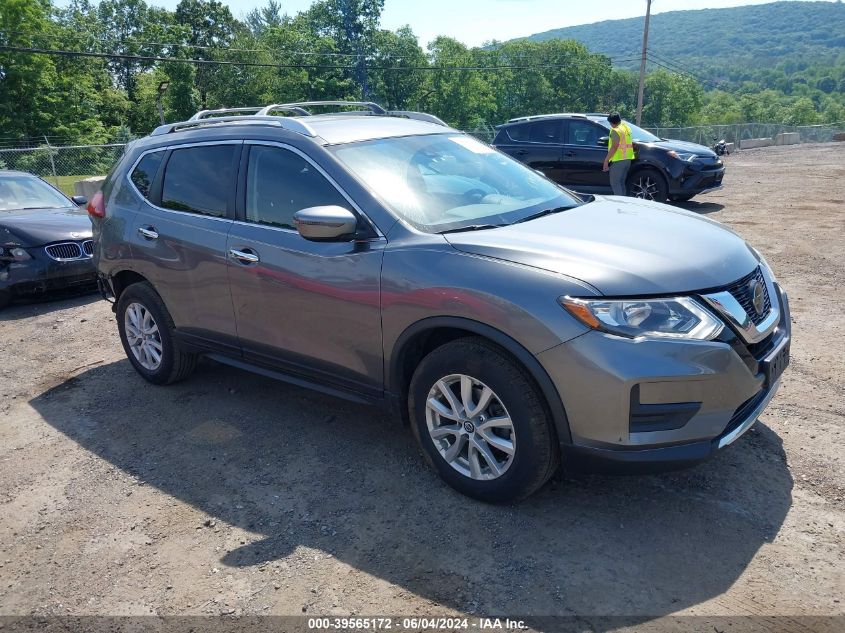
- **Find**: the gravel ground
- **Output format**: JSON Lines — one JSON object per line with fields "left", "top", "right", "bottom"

{"left": 0, "top": 143, "right": 843, "bottom": 630}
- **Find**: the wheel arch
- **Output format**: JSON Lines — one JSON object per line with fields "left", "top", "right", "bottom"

{"left": 109, "top": 269, "right": 151, "bottom": 302}
{"left": 388, "top": 316, "right": 572, "bottom": 445}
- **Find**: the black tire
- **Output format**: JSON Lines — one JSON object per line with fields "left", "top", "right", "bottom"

{"left": 116, "top": 282, "right": 196, "bottom": 385}
{"left": 627, "top": 167, "right": 669, "bottom": 203}
{"left": 408, "top": 337, "right": 559, "bottom": 502}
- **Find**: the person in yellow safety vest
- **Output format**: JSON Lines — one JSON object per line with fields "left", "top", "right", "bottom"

{"left": 602, "top": 112, "right": 635, "bottom": 196}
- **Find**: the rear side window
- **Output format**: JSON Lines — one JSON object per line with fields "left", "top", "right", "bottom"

{"left": 130, "top": 151, "right": 164, "bottom": 199}
{"left": 161, "top": 145, "right": 238, "bottom": 217}
{"left": 528, "top": 120, "right": 562, "bottom": 144}
{"left": 245, "top": 145, "right": 349, "bottom": 230}
{"left": 506, "top": 124, "right": 530, "bottom": 142}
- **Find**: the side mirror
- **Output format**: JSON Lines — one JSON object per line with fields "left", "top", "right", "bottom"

{"left": 72, "top": 195, "right": 88, "bottom": 206}
{"left": 294, "top": 205, "right": 358, "bottom": 242}
{"left": 597, "top": 136, "right": 609, "bottom": 146}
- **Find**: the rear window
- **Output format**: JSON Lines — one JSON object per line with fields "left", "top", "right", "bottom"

{"left": 130, "top": 151, "right": 164, "bottom": 199}
{"left": 161, "top": 145, "right": 238, "bottom": 217}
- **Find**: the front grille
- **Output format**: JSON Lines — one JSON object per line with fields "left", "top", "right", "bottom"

{"left": 723, "top": 266, "right": 771, "bottom": 325}
{"left": 45, "top": 242, "right": 83, "bottom": 260}
{"left": 82, "top": 240, "right": 94, "bottom": 256}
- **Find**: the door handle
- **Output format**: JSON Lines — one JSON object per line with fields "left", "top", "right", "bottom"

{"left": 514, "top": 149, "right": 529, "bottom": 156}
{"left": 137, "top": 226, "right": 158, "bottom": 240}
{"left": 564, "top": 151, "right": 577, "bottom": 157}
{"left": 229, "top": 248, "right": 259, "bottom": 264}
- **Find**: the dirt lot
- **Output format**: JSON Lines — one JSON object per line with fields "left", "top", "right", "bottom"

{"left": 0, "top": 143, "right": 843, "bottom": 630}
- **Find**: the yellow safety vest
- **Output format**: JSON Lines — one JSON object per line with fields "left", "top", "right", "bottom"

{"left": 609, "top": 123, "right": 635, "bottom": 162}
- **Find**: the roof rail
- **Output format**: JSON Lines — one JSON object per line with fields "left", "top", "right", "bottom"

{"left": 507, "top": 112, "right": 589, "bottom": 123}
{"left": 388, "top": 110, "right": 448, "bottom": 127}
{"left": 189, "top": 107, "right": 263, "bottom": 121}
{"left": 150, "top": 115, "right": 317, "bottom": 138}
{"left": 256, "top": 101, "right": 388, "bottom": 116}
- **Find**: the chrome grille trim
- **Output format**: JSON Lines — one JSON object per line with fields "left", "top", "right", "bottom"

{"left": 701, "top": 265, "right": 780, "bottom": 345}
{"left": 44, "top": 241, "right": 93, "bottom": 261}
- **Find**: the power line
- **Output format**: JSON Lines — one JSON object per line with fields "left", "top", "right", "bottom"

{"left": 0, "top": 44, "right": 644, "bottom": 73}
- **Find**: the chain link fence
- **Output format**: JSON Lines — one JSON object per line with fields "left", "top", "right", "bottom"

{"left": 2, "top": 120, "right": 843, "bottom": 196}
{"left": 645, "top": 122, "right": 845, "bottom": 147}
{"left": 0, "top": 144, "right": 127, "bottom": 196}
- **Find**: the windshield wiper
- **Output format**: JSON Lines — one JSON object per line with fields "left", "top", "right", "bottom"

{"left": 438, "top": 223, "right": 504, "bottom": 235}
{"left": 513, "top": 205, "right": 575, "bottom": 224}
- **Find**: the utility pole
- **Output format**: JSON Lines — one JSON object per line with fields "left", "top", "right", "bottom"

{"left": 636, "top": 0, "right": 653, "bottom": 126}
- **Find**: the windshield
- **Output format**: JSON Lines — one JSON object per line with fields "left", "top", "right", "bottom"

{"left": 596, "top": 119, "right": 661, "bottom": 143}
{"left": 329, "top": 134, "right": 581, "bottom": 233}
{"left": 0, "top": 175, "right": 73, "bottom": 212}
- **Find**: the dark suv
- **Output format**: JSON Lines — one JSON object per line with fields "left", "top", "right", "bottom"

{"left": 492, "top": 113, "right": 725, "bottom": 202}
{"left": 91, "top": 101, "right": 788, "bottom": 502}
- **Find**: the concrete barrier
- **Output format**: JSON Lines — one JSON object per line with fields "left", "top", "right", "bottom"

{"left": 725, "top": 142, "right": 736, "bottom": 154}
{"left": 74, "top": 176, "right": 106, "bottom": 200}
{"left": 740, "top": 137, "right": 773, "bottom": 150}
{"left": 774, "top": 132, "right": 800, "bottom": 146}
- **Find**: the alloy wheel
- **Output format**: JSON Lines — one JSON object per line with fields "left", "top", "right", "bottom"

{"left": 124, "top": 302, "right": 163, "bottom": 371}
{"left": 425, "top": 374, "right": 516, "bottom": 481}
{"left": 631, "top": 175, "right": 660, "bottom": 200}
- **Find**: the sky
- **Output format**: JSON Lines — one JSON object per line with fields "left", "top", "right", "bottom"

{"left": 61, "top": 0, "right": 838, "bottom": 47}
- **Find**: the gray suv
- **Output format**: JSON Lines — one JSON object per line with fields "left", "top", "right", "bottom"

{"left": 91, "top": 101, "right": 790, "bottom": 501}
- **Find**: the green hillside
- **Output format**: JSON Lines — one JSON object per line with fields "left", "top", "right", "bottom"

{"left": 526, "top": 1, "right": 845, "bottom": 71}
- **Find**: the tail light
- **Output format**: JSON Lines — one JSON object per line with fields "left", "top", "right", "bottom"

{"left": 87, "top": 191, "right": 106, "bottom": 219}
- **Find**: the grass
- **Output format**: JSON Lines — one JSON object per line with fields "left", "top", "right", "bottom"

{"left": 49, "top": 175, "right": 98, "bottom": 197}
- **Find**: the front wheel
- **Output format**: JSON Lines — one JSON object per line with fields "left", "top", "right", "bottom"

{"left": 408, "top": 337, "right": 559, "bottom": 502}
{"left": 627, "top": 168, "right": 669, "bottom": 203}
{"left": 116, "top": 282, "right": 197, "bottom": 385}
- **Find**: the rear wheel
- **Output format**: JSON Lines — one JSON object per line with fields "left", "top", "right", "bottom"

{"left": 116, "top": 282, "right": 196, "bottom": 385}
{"left": 408, "top": 337, "right": 559, "bottom": 502}
{"left": 627, "top": 168, "right": 669, "bottom": 203}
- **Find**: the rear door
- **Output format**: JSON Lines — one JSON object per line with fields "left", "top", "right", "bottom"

{"left": 560, "top": 119, "right": 612, "bottom": 192}
{"left": 495, "top": 120, "right": 566, "bottom": 183}
{"left": 128, "top": 142, "right": 240, "bottom": 349}
{"left": 225, "top": 141, "right": 385, "bottom": 399}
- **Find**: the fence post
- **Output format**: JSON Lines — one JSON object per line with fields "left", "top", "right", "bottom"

{"left": 43, "top": 136, "right": 59, "bottom": 188}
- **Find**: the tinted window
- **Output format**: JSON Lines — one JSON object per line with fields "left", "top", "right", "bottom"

{"left": 506, "top": 124, "right": 530, "bottom": 142}
{"left": 528, "top": 120, "right": 562, "bottom": 144}
{"left": 568, "top": 121, "right": 603, "bottom": 146}
{"left": 161, "top": 145, "right": 237, "bottom": 217}
{"left": 245, "top": 145, "right": 349, "bottom": 230}
{"left": 130, "top": 151, "right": 164, "bottom": 199}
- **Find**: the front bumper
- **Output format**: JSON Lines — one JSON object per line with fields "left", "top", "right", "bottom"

{"left": 0, "top": 248, "right": 97, "bottom": 298}
{"left": 538, "top": 283, "right": 790, "bottom": 471}
{"left": 668, "top": 163, "right": 725, "bottom": 196}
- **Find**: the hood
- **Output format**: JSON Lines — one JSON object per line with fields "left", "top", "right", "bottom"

{"left": 0, "top": 207, "right": 92, "bottom": 247}
{"left": 646, "top": 138, "right": 717, "bottom": 158}
{"left": 444, "top": 197, "right": 758, "bottom": 296}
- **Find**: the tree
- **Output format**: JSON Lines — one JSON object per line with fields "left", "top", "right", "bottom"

{"left": 305, "top": 0, "right": 385, "bottom": 99}
{"left": 642, "top": 70, "right": 704, "bottom": 126}
{"left": 175, "top": 0, "right": 237, "bottom": 108}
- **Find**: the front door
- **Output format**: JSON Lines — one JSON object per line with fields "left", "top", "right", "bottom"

{"left": 226, "top": 142, "right": 385, "bottom": 399}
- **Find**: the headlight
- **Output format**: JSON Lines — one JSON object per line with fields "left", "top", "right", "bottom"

{"left": 0, "top": 246, "right": 32, "bottom": 262}
{"left": 668, "top": 150, "right": 696, "bottom": 162}
{"left": 560, "top": 296, "right": 724, "bottom": 340}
